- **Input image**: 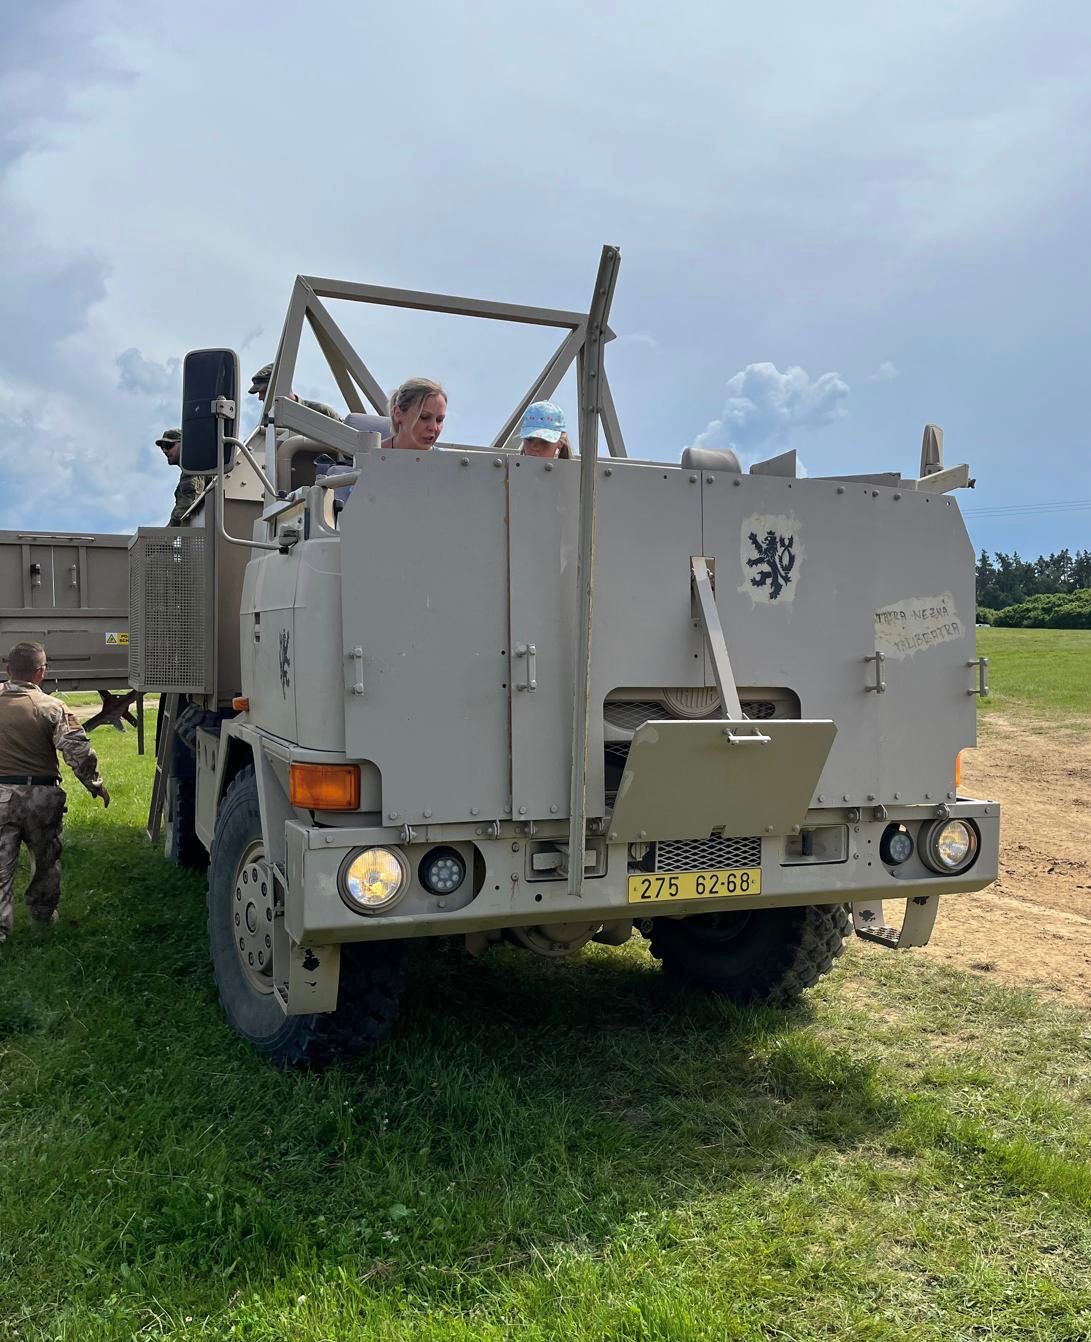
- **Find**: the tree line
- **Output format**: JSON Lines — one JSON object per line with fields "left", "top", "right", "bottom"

{"left": 976, "top": 549, "right": 1091, "bottom": 610}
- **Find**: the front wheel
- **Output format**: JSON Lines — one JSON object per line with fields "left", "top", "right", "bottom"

{"left": 645, "top": 903, "right": 850, "bottom": 1006}
{"left": 207, "top": 766, "right": 405, "bottom": 1067}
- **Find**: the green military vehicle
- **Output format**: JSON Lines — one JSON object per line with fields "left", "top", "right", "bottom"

{"left": 130, "top": 247, "right": 998, "bottom": 1065}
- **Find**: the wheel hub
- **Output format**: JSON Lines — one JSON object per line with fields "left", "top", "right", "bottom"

{"left": 233, "top": 840, "right": 275, "bottom": 993}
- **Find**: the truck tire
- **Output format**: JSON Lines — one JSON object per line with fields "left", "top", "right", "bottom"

{"left": 207, "top": 766, "right": 405, "bottom": 1067}
{"left": 646, "top": 902, "right": 850, "bottom": 1006}
{"left": 164, "top": 760, "right": 207, "bottom": 871}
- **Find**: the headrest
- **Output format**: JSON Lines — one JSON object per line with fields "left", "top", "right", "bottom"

{"left": 345, "top": 412, "right": 393, "bottom": 437}
{"left": 680, "top": 445, "right": 742, "bottom": 473}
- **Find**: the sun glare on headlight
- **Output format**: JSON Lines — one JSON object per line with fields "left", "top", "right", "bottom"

{"left": 339, "top": 847, "right": 407, "bottom": 913}
{"left": 920, "top": 819, "right": 979, "bottom": 875}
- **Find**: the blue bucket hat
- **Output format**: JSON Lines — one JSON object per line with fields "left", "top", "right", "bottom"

{"left": 518, "top": 401, "right": 566, "bottom": 444}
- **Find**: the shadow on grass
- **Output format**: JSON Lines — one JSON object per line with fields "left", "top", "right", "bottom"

{"left": 0, "top": 810, "right": 898, "bottom": 1323}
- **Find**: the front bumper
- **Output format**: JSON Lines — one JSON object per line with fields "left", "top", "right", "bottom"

{"left": 283, "top": 799, "right": 1000, "bottom": 945}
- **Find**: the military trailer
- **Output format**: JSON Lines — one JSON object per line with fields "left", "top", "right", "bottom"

{"left": 1, "top": 530, "right": 145, "bottom": 744}
{"left": 129, "top": 246, "right": 999, "bottom": 1066}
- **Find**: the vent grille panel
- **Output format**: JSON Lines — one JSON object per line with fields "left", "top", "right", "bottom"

{"left": 656, "top": 836, "right": 762, "bottom": 871}
{"left": 129, "top": 531, "right": 211, "bottom": 693}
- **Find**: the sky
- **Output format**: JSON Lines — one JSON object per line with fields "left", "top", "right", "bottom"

{"left": 1, "top": 0, "right": 1089, "bottom": 560}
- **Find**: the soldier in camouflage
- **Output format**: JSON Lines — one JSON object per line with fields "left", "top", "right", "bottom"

{"left": 157, "top": 428, "right": 212, "bottom": 526}
{"left": 0, "top": 642, "right": 110, "bottom": 942}
{"left": 248, "top": 363, "right": 343, "bottom": 421}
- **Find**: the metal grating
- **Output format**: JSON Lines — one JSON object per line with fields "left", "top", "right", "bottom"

{"left": 656, "top": 835, "right": 762, "bottom": 872}
{"left": 606, "top": 697, "right": 782, "bottom": 729}
{"left": 603, "top": 700, "right": 664, "bottom": 731}
{"left": 129, "top": 531, "right": 211, "bottom": 693}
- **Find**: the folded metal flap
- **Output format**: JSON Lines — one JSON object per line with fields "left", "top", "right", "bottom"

{"left": 608, "top": 718, "right": 837, "bottom": 842}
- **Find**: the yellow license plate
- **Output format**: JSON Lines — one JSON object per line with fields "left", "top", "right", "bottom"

{"left": 627, "top": 868, "right": 762, "bottom": 904}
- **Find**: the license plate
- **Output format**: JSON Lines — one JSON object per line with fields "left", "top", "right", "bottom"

{"left": 626, "top": 868, "right": 762, "bottom": 904}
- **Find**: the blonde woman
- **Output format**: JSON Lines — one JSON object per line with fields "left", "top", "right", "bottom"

{"left": 383, "top": 378, "right": 448, "bottom": 450}
{"left": 518, "top": 401, "right": 572, "bottom": 459}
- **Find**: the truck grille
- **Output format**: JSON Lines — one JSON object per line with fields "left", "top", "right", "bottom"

{"left": 656, "top": 836, "right": 762, "bottom": 872}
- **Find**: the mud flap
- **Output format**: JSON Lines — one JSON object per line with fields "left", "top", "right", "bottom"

{"left": 607, "top": 718, "right": 837, "bottom": 842}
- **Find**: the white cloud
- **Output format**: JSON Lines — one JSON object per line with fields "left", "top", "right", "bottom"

{"left": 866, "top": 360, "right": 899, "bottom": 383}
{"left": 116, "top": 347, "right": 181, "bottom": 400}
{"left": 690, "top": 362, "right": 850, "bottom": 463}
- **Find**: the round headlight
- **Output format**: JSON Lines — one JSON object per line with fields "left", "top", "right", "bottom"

{"left": 339, "top": 847, "right": 408, "bottom": 913}
{"left": 418, "top": 846, "right": 466, "bottom": 896}
{"left": 880, "top": 824, "right": 914, "bottom": 866}
{"left": 920, "top": 819, "right": 979, "bottom": 875}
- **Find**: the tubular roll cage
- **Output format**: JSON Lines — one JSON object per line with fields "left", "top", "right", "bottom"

{"left": 259, "top": 246, "right": 624, "bottom": 897}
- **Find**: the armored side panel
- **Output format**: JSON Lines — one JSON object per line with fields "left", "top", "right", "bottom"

{"left": 701, "top": 475, "right": 976, "bottom": 805}
{"left": 340, "top": 451, "right": 511, "bottom": 825}
{"left": 0, "top": 530, "right": 130, "bottom": 690}
{"left": 506, "top": 457, "right": 707, "bottom": 820}
{"left": 338, "top": 453, "right": 977, "bottom": 830}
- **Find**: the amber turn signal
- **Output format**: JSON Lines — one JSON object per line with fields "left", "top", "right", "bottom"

{"left": 954, "top": 751, "right": 963, "bottom": 790}
{"left": 232, "top": 696, "right": 250, "bottom": 711}
{"left": 289, "top": 762, "right": 360, "bottom": 811}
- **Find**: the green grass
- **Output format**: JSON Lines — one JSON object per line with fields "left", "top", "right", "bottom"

{"left": 2, "top": 672, "right": 1091, "bottom": 1339}
{"left": 975, "top": 627, "right": 1091, "bottom": 722}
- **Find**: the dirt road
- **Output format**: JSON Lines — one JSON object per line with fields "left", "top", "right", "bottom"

{"left": 866, "top": 714, "right": 1091, "bottom": 1005}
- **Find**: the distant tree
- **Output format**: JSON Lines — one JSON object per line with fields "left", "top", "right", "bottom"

{"left": 977, "top": 548, "right": 1090, "bottom": 608}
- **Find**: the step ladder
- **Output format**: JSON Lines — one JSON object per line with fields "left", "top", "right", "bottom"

{"left": 147, "top": 693, "right": 180, "bottom": 843}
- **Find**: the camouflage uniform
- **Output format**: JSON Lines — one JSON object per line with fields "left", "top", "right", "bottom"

{"left": 0, "top": 682, "right": 105, "bottom": 941}
{"left": 170, "top": 473, "right": 210, "bottom": 526}
{"left": 248, "top": 362, "right": 343, "bottom": 421}
{"left": 157, "top": 428, "right": 212, "bottom": 526}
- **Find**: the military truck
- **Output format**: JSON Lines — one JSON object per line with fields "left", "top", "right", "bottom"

{"left": 129, "top": 246, "right": 999, "bottom": 1066}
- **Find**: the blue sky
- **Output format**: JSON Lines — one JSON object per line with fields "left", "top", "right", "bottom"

{"left": 1, "top": 0, "right": 1088, "bottom": 559}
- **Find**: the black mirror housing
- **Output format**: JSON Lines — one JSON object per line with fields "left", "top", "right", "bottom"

{"left": 180, "top": 349, "right": 240, "bottom": 475}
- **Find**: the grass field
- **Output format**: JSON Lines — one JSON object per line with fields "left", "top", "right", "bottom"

{"left": 3, "top": 666, "right": 1091, "bottom": 1339}
{"left": 975, "top": 627, "right": 1091, "bottom": 722}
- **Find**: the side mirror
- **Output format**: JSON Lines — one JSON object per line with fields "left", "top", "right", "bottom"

{"left": 180, "top": 349, "right": 240, "bottom": 475}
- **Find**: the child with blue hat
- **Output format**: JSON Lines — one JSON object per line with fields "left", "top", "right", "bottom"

{"left": 518, "top": 401, "right": 572, "bottom": 459}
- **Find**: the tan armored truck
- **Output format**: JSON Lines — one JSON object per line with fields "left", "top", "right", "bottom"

{"left": 130, "top": 247, "right": 999, "bottom": 1066}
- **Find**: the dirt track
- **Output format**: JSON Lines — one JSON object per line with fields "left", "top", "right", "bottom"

{"left": 879, "top": 714, "right": 1091, "bottom": 1005}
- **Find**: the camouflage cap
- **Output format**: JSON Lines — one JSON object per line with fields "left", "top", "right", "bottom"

{"left": 249, "top": 362, "right": 274, "bottom": 394}
{"left": 155, "top": 428, "right": 182, "bottom": 447}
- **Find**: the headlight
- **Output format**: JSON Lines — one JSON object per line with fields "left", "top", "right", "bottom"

{"left": 880, "top": 824, "right": 914, "bottom": 866}
{"left": 338, "top": 847, "right": 408, "bottom": 914}
{"left": 418, "top": 846, "right": 466, "bottom": 895}
{"left": 920, "top": 819, "right": 979, "bottom": 875}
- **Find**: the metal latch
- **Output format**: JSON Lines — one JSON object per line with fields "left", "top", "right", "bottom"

{"left": 864, "top": 651, "right": 886, "bottom": 693}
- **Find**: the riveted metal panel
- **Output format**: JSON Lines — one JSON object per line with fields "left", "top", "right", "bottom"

{"left": 506, "top": 456, "right": 580, "bottom": 820}
{"left": 869, "top": 491, "right": 978, "bottom": 800}
{"left": 507, "top": 457, "right": 707, "bottom": 822}
{"left": 700, "top": 475, "right": 977, "bottom": 806}
{"left": 701, "top": 474, "right": 881, "bottom": 806}
{"left": 340, "top": 451, "right": 511, "bottom": 825}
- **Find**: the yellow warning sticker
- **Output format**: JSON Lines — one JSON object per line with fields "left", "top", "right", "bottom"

{"left": 105, "top": 632, "right": 129, "bottom": 646}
